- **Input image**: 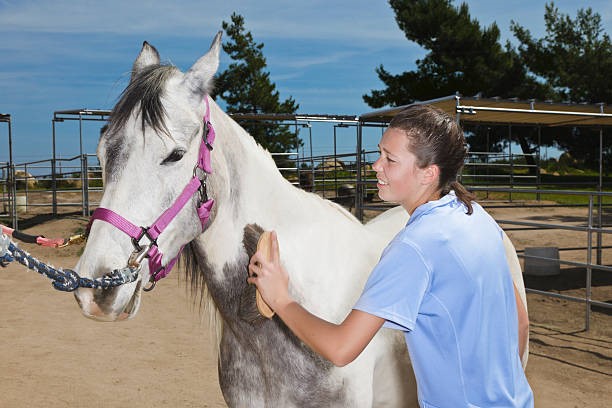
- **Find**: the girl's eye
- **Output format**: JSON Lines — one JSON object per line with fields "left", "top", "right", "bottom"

{"left": 161, "top": 149, "right": 186, "bottom": 165}
{"left": 386, "top": 157, "right": 396, "bottom": 163}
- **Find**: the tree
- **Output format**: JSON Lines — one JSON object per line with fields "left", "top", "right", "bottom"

{"left": 363, "top": 0, "right": 554, "bottom": 108}
{"left": 363, "top": 0, "right": 555, "bottom": 172}
{"left": 511, "top": 2, "right": 612, "bottom": 104}
{"left": 510, "top": 2, "right": 612, "bottom": 170}
{"left": 214, "top": 13, "right": 301, "bottom": 155}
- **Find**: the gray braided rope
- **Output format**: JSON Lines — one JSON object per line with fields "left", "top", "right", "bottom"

{"left": 0, "top": 234, "right": 139, "bottom": 291}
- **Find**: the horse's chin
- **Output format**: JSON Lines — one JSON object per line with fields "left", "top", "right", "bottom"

{"left": 74, "top": 280, "right": 143, "bottom": 322}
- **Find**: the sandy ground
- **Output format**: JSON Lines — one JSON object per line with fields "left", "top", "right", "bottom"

{"left": 1, "top": 203, "right": 611, "bottom": 407}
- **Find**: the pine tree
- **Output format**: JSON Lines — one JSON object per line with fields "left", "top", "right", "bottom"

{"left": 511, "top": 2, "right": 612, "bottom": 104}
{"left": 363, "top": 0, "right": 553, "bottom": 108}
{"left": 214, "top": 13, "right": 301, "bottom": 155}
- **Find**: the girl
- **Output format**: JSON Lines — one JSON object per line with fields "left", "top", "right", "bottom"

{"left": 249, "top": 105, "right": 533, "bottom": 407}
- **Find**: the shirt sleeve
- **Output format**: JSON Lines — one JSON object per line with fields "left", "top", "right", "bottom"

{"left": 353, "top": 240, "right": 431, "bottom": 332}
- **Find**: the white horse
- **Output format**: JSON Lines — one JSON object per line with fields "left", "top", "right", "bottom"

{"left": 73, "top": 32, "right": 527, "bottom": 407}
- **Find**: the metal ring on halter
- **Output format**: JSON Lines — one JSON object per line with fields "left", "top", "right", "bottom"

{"left": 143, "top": 280, "right": 156, "bottom": 292}
{"left": 143, "top": 270, "right": 160, "bottom": 292}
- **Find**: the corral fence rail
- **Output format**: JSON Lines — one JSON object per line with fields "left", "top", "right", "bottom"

{"left": 2, "top": 104, "right": 610, "bottom": 331}
{"left": 2, "top": 154, "right": 610, "bottom": 331}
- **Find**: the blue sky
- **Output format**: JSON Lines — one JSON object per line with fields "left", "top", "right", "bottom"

{"left": 1, "top": 0, "right": 610, "bottom": 163}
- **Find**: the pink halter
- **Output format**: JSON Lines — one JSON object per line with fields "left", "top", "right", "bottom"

{"left": 87, "top": 97, "right": 216, "bottom": 289}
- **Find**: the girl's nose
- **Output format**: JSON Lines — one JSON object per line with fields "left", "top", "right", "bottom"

{"left": 372, "top": 156, "right": 382, "bottom": 172}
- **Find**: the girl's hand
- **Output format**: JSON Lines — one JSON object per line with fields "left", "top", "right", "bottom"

{"left": 248, "top": 231, "right": 292, "bottom": 312}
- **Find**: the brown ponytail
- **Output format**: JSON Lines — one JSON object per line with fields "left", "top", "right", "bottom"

{"left": 447, "top": 181, "right": 476, "bottom": 215}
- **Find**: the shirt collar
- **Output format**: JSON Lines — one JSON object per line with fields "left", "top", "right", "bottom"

{"left": 407, "top": 191, "right": 458, "bottom": 225}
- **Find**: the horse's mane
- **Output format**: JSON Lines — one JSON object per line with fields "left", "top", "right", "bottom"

{"left": 109, "top": 64, "right": 178, "bottom": 137}
{"left": 102, "top": 64, "right": 178, "bottom": 179}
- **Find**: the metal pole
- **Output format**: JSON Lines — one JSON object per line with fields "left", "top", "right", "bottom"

{"left": 294, "top": 120, "right": 301, "bottom": 188}
{"left": 454, "top": 95, "right": 463, "bottom": 185}
{"left": 509, "top": 125, "right": 513, "bottom": 202}
{"left": 7, "top": 117, "right": 17, "bottom": 228}
{"left": 7, "top": 116, "right": 13, "bottom": 176}
{"left": 455, "top": 94, "right": 461, "bottom": 124}
{"left": 536, "top": 126, "right": 541, "bottom": 201}
{"left": 333, "top": 125, "right": 338, "bottom": 196}
{"left": 79, "top": 113, "right": 87, "bottom": 216}
{"left": 597, "top": 126, "right": 603, "bottom": 265}
{"left": 586, "top": 195, "right": 593, "bottom": 331}
{"left": 52, "top": 117, "right": 57, "bottom": 217}
{"left": 486, "top": 127, "right": 490, "bottom": 199}
{"left": 308, "top": 124, "right": 314, "bottom": 192}
{"left": 356, "top": 122, "right": 363, "bottom": 221}
{"left": 83, "top": 155, "right": 89, "bottom": 216}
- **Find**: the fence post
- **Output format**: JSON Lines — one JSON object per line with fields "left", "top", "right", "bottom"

{"left": 82, "top": 154, "right": 89, "bottom": 216}
{"left": 536, "top": 126, "right": 541, "bottom": 201}
{"left": 509, "top": 125, "right": 513, "bottom": 202}
{"left": 10, "top": 163, "right": 17, "bottom": 228}
{"left": 597, "top": 126, "right": 603, "bottom": 265}
{"left": 586, "top": 195, "right": 593, "bottom": 331}
{"left": 355, "top": 123, "right": 363, "bottom": 221}
{"left": 52, "top": 119, "right": 58, "bottom": 217}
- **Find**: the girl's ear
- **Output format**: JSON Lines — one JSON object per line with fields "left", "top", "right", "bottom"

{"left": 421, "top": 164, "right": 440, "bottom": 186}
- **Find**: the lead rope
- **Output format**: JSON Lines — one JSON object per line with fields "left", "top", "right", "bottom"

{"left": 0, "top": 233, "right": 139, "bottom": 292}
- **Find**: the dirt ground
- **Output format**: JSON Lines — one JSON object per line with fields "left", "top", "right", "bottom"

{"left": 1, "top": 202, "right": 610, "bottom": 407}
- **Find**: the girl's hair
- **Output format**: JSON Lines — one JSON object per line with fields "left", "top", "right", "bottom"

{"left": 389, "top": 104, "right": 476, "bottom": 214}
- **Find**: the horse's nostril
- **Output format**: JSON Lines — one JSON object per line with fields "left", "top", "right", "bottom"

{"left": 73, "top": 287, "right": 93, "bottom": 309}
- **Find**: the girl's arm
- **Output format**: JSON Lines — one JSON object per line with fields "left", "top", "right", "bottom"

{"left": 248, "top": 232, "right": 384, "bottom": 367}
{"left": 513, "top": 282, "right": 529, "bottom": 360}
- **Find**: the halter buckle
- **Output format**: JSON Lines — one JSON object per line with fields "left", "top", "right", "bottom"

{"left": 204, "top": 121, "right": 214, "bottom": 151}
{"left": 198, "top": 179, "right": 209, "bottom": 204}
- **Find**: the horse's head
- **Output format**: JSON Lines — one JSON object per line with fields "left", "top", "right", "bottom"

{"left": 74, "top": 32, "right": 222, "bottom": 321}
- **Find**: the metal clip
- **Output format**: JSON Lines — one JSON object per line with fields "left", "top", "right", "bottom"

{"left": 128, "top": 245, "right": 150, "bottom": 269}
{"left": 58, "top": 233, "right": 87, "bottom": 248}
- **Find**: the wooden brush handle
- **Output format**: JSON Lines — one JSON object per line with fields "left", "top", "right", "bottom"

{"left": 256, "top": 231, "right": 276, "bottom": 319}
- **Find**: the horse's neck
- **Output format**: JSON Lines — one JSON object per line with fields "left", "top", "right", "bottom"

{"left": 200, "top": 104, "right": 384, "bottom": 320}
{"left": 199, "top": 103, "right": 298, "bottom": 266}
{"left": 207, "top": 102, "right": 296, "bottom": 220}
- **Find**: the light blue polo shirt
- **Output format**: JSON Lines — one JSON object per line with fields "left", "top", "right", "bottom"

{"left": 354, "top": 193, "right": 533, "bottom": 407}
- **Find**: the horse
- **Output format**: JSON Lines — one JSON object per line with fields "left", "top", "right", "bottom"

{"left": 72, "top": 32, "right": 528, "bottom": 406}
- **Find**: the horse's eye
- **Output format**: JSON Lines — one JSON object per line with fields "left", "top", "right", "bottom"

{"left": 161, "top": 149, "right": 186, "bottom": 165}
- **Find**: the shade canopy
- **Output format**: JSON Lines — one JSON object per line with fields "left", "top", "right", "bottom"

{"left": 359, "top": 95, "right": 612, "bottom": 127}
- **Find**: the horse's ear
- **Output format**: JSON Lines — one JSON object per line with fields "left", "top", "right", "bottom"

{"left": 183, "top": 31, "right": 223, "bottom": 96}
{"left": 131, "top": 41, "right": 160, "bottom": 82}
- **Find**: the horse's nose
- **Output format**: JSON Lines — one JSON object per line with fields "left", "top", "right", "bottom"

{"left": 73, "top": 287, "right": 131, "bottom": 321}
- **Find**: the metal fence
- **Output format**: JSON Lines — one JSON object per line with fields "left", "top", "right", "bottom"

{"left": 1, "top": 114, "right": 610, "bottom": 331}
{"left": 473, "top": 187, "right": 611, "bottom": 331}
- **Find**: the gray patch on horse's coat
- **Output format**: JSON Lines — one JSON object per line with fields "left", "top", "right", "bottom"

{"left": 103, "top": 136, "right": 130, "bottom": 183}
{"left": 238, "top": 224, "right": 266, "bottom": 324}
{"left": 92, "top": 285, "right": 120, "bottom": 315}
{"left": 180, "top": 226, "right": 349, "bottom": 406}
